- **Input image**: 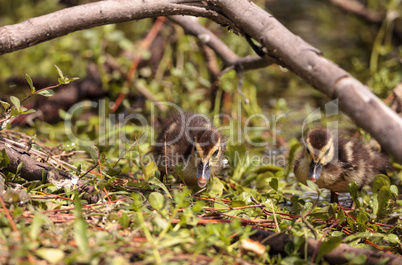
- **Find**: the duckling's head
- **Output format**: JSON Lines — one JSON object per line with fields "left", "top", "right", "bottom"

{"left": 304, "top": 129, "right": 335, "bottom": 182}
{"left": 191, "top": 129, "right": 223, "bottom": 188}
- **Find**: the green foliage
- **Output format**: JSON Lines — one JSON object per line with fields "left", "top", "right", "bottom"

{"left": 349, "top": 181, "right": 361, "bottom": 208}
{"left": 0, "top": 149, "right": 10, "bottom": 168}
{"left": 372, "top": 175, "right": 392, "bottom": 220}
{"left": 73, "top": 195, "right": 89, "bottom": 256}
{"left": 36, "top": 248, "right": 65, "bottom": 264}
{"left": 148, "top": 192, "right": 165, "bottom": 211}
{"left": 316, "top": 236, "right": 342, "bottom": 262}
{"left": 0, "top": 65, "right": 78, "bottom": 130}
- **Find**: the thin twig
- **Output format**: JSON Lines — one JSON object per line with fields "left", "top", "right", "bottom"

{"left": 310, "top": 220, "right": 339, "bottom": 265}
{"left": 269, "top": 199, "right": 280, "bottom": 233}
{"left": 236, "top": 68, "right": 249, "bottom": 104}
{"left": 164, "top": 135, "right": 168, "bottom": 181}
{"left": 0, "top": 195, "right": 20, "bottom": 236}
{"left": 79, "top": 163, "right": 99, "bottom": 179}
{"left": 192, "top": 187, "right": 206, "bottom": 196}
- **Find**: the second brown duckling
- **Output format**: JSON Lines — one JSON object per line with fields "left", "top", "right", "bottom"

{"left": 294, "top": 128, "right": 389, "bottom": 202}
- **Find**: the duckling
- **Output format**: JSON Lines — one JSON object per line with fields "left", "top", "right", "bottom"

{"left": 151, "top": 112, "right": 226, "bottom": 188}
{"left": 294, "top": 128, "right": 389, "bottom": 202}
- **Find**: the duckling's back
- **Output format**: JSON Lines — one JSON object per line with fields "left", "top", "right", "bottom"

{"left": 337, "top": 136, "right": 389, "bottom": 188}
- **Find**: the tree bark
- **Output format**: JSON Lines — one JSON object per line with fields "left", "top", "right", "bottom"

{"left": 0, "top": 137, "right": 103, "bottom": 203}
{"left": 1, "top": 0, "right": 402, "bottom": 162}
{"left": 0, "top": 137, "right": 75, "bottom": 183}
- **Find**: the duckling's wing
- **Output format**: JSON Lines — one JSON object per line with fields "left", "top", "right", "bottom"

{"left": 340, "top": 161, "right": 357, "bottom": 171}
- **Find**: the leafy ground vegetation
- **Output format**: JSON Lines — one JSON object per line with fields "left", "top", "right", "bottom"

{"left": 1, "top": 0, "right": 402, "bottom": 264}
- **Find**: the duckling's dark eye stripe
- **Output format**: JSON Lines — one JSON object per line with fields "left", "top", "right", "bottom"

{"left": 324, "top": 147, "right": 330, "bottom": 156}
{"left": 212, "top": 149, "right": 219, "bottom": 157}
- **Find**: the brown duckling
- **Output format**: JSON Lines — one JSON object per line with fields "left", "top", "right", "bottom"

{"left": 294, "top": 128, "right": 389, "bottom": 202}
{"left": 151, "top": 112, "right": 226, "bottom": 188}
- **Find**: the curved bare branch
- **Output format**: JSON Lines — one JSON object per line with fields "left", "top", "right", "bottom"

{"left": 169, "top": 15, "right": 275, "bottom": 70}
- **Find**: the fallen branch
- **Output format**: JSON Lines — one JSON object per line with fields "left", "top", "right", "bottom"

{"left": 0, "top": 137, "right": 73, "bottom": 182}
{"left": 250, "top": 228, "right": 402, "bottom": 265}
{"left": 0, "top": 137, "right": 104, "bottom": 203}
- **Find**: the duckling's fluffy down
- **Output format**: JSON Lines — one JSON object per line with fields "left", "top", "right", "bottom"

{"left": 294, "top": 130, "right": 389, "bottom": 192}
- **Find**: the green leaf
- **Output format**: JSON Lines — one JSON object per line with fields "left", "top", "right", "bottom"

{"left": 375, "top": 186, "right": 391, "bottom": 218}
{"left": 30, "top": 212, "right": 45, "bottom": 240}
{"left": 16, "top": 161, "right": 24, "bottom": 175}
{"left": 343, "top": 232, "right": 385, "bottom": 243}
{"left": 0, "top": 100, "right": 11, "bottom": 110}
{"left": 337, "top": 208, "right": 345, "bottom": 223}
{"left": 347, "top": 216, "right": 356, "bottom": 233}
{"left": 285, "top": 139, "right": 301, "bottom": 177}
{"left": 309, "top": 205, "right": 336, "bottom": 221}
{"left": 54, "top": 65, "right": 64, "bottom": 79}
{"left": 192, "top": 200, "right": 206, "bottom": 212}
{"left": 36, "top": 248, "right": 65, "bottom": 264}
{"left": 390, "top": 185, "right": 398, "bottom": 198}
{"left": 253, "top": 164, "right": 283, "bottom": 174}
{"left": 0, "top": 149, "right": 10, "bottom": 168}
{"left": 10, "top": 107, "right": 19, "bottom": 117}
{"left": 306, "top": 180, "right": 318, "bottom": 191}
{"left": 373, "top": 175, "right": 390, "bottom": 194}
{"left": 148, "top": 177, "right": 172, "bottom": 199}
{"left": 316, "top": 236, "right": 342, "bottom": 261}
{"left": 25, "top": 73, "right": 35, "bottom": 93}
{"left": 63, "top": 77, "right": 80, "bottom": 84}
{"left": 255, "top": 172, "right": 273, "bottom": 189}
{"left": 21, "top": 109, "right": 36, "bottom": 115}
{"left": 149, "top": 192, "right": 165, "bottom": 211}
{"left": 345, "top": 254, "right": 367, "bottom": 264}
{"left": 301, "top": 201, "right": 314, "bottom": 215}
{"left": 73, "top": 219, "right": 89, "bottom": 253}
{"left": 10, "top": 96, "right": 20, "bottom": 110}
{"left": 58, "top": 109, "right": 67, "bottom": 120}
{"left": 269, "top": 177, "right": 279, "bottom": 191}
{"left": 96, "top": 179, "right": 108, "bottom": 191}
{"left": 386, "top": 234, "right": 400, "bottom": 244}
{"left": 356, "top": 212, "right": 368, "bottom": 232}
{"left": 207, "top": 177, "right": 224, "bottom": 198}
{"left": 86, "top": 145, "right": 99, "bottom": 162}
{"left": 331, "top": 231, "right": 343, "bottom": 237}
{"left": 119, "top": 212, "right": 130, "bottom": 229}
{"left": 37, "top": 89, "right": 55, "bottom": 97}
{"left": 73, "top": 195, "right": 89, "bottom": 254}
{"left": 58, "top": 78, "right": 67, "bottom": 85}
{"left": 107, "top": 168, "right": 121, "bottom": 177}
{"left": 348, "top": 182, "right": 360, "bottom": 208}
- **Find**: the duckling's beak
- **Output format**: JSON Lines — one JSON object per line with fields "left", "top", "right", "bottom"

{"left": 196, "top": 160, "right": 211, "bottom": 188}
{"left": 308, "top": 161, "right": 322, "bottom": 182}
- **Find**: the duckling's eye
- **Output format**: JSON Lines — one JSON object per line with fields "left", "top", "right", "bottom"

{"left": 324, "top": 147, "right": 330, "bottom": 156}
{"left": 193, "top": 146, "right": 197, "bottom": 154}
{"left": 306, "top": 148, "right": 310, "bottom": 154}
{"left": 212, "top": 150, "right": 219, "bottom": 157}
